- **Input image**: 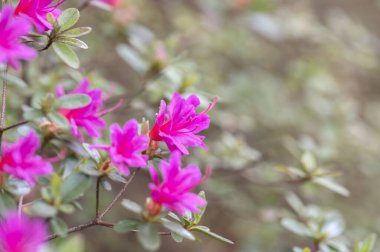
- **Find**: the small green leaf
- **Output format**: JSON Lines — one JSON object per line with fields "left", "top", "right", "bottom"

{"left": 57, "top": 37, "right": 88, "bottom": 49}
{"left": 193, "top": 191, "right": 207, "bottom": 224}
{"left": 108, "top": 172, "right": 127, "bottom": 183}
{"left": 53, "top": 42, "right": 80, "bottom": 69}
{"left": 0, "top": 191, "right": 16, "bottom": 216}
{"left": 51, "top": 173, "right": 62, "bottom": 198}
{"left": 161, "top": 218, "right": 195, "bottom": 240}
{"left": 59, "top": 204, "right": 75, "bottom": 214}
{"left": 57, "top": 94, "right": 91, "bottom": 109}
{"left": 113, "top": 219, "right": 140, "bottom": 233}
{"left": 121, "top": 199, "right": 143, "bottom": 214}
{"left": 63, "top": 27, "right": 92, "bottom": 37}
{"left": 50, "top": 217, "right": 68, "bottom": 237}
{"left": 31, "top": 201, "right": 58, "bottom": 218}
{"left": 301, "top": 152, "right": 316, "bottom": 171}
{"left": 190, "top": 226, "right": 234, "bottom": 244}
{"left": 356, "top": 233, "right": 377, "bottom": 252}
{"left": 47, "top": 111, "right": 69, "bottom": 129}
{"left": 137, "top": 223, "right": 161, "bottom": 251}
{"left": 313, "top": 177, "right": 350, "bottom": 197}
{"left": 46, "top": 12, "right": 56, "bottom": 25}
{"left": 58, "top": 8, "right": 80, "bottom": 31}
{"left": 61, "top": 173, "right": 91, "bottom": 203}
{"left": 281, "top": 218, "right": 312, "bottom": 237}
{"left": 82, "top": 143, "right": 101, "bottom": 163}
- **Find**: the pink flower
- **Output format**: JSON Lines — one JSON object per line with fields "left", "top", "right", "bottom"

{"left": 15, "top": 0, "right": 64, "bottom": 33}
{"left": 0, "top": 131, "right": 53, "bottom": 186}
{"left": 100, "top": 0, "right": 120, "bottom": 7}
{"left": 149, "top": 151, "right": 206, "bottom": 215}
{"left": 0, "top": 212, "right": 47, "bottom": 252}
{"left": 92, "top": 119, "right": 149, "bottom": 175}
{"left": 0, "top": 5, "right": 37, "bottom": 70}
{"left": 57, "top": 80, "right": 108, "bottom": 142}
{"left": 150, "top": 92, "right": 217, "bottom": 155}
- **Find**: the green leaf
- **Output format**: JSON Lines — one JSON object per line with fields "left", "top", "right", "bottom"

{"left": 0, "top": 73, "right": 28, "bottom": 88}
{"left": 356, "top": 233, "right": 377, "bottom": 252}
{"left": 137, "top": 223, "right": 161, "bottom": 251}
{"left": 116, "top": 44, "right": 148, "bottom": 74}
{"left": 51, "top": 173, "right": 62, "bottom": 198}
{"left": 281, "top": 218, "right": 312, "bottom": 237}
{"left": 121, "top": 199, "right": 143, "bottom": 214}
{"left": 0, "top": 191, "right": 16, "bottom": 216}
{"left": 31, "top": 201, "right": 58, "bottom": 218}
{"left": 57, "top": 94, "right": 91, "bottom": 109}
{"left": 82, "top": 143, "right": 101, "bottom": 163}
{"left": 53, "top": 42, "right": 80, "bottom": 69}
{"left": 193, "top": 190, "right": 207, "bottom": 224}
{"left": 113, "top": 219, "right": 141, "bottom": 233}
{"left": 4, "top": 178, "right": 31, "bottom": 196}
{"left": 108, "top": 172, "right": 127, "bottom": 183}
{"left": 57, "top": 37, "right": 88, "bottom": 49}
{"left": 61, "top": 173, "right": 91, "bottom": 203}
{"left": 50, "top": 217, "right": 68, "bottom": 237}
{"left": 47, "top": 111, "right": 69, "bottom": 129}
{"left": 58, "top": 235, "right": 85, "bottom": 252}
{"left": 313, "top": 177, "right": 350, "bottom": 197}
{"left": 59, "top": 204, "right": 75, "bottom": 214}
{"left": 58, "top": 8, "right": 80, "bottom": 31}
{"left": 190, "top": 226, "right": 234, "bottom": 244}
{"left": 63, "top": 27, "right": 92, "bottom": 37}
{"left": 161, "top": 218, "right": 195, "bottom": 240}
{"left": 171, "top": 232, "right": 184, "bottom": 243}
{"left": 301, "top": 152, "right": 316, "bottom": 171}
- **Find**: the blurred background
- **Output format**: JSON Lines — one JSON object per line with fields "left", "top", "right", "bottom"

{"left": 23, "top": 0, "right": 380, "bottom": 251}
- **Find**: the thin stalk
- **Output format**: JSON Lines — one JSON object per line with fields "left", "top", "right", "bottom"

{"left": 0, "top": 65, "right": 8, "bottom": 155}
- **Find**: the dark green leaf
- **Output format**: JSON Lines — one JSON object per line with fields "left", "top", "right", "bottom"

{"left": 31, "top": 201, "right": 58, "bottom": 218}
{"left": 193, "top": 190, "right": 207, "bottom": 224}
{"left": 121, "top": 199, "right": 143, "bottom": 214}
{"left": 0, "top": 73, "right": 28, "bottom": 88}
{"left": 0, "top": 191, "right": 16, "bottom": 216}
{"left": 47, "top": 111, "right": 69, "bottom": 129}
{"left": 4, "top": 178, "right": 31, "bottom": 196}
{"left": 61, "top": 173, "right": 91, "bottom": 203}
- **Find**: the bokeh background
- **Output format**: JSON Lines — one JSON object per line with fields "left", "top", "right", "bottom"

{"left": 15, "top": 0, "right": 380, "bottom": 251}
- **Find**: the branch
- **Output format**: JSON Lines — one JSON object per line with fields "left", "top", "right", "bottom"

{"left": 0, "top": 120, "right": 29, "bottom": 133}
{"left": 95, "top": 176, "right": 102, "bottom": 219}
{"left": 0, "top": 65, "right": 8, "bottom": 155}
{"left": 98, "top": 169, "right": 138, "bottom": 219}
{"left": 46, "top": 221, "right": 97, "bottom": 241}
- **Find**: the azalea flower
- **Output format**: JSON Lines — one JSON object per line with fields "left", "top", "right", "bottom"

{"left": 149, "top": 151, "right": 206, "bottom": 215}
{"left": 150, "top": 92, "right": 217, "bottom": 155}
{"left": 57, "top": 80, "right": 111, "bottom": 142}
{"left": 0, "top": 5, "right": 37, "bottom": 70}
{"left": 0, "top": 131, "right": 53, "bottom": 186}
{"left": 92, "top": 119, "right": 149, "bottom": 175}
{"left": 0, "top": 212, "right": 47, "bottom": 252}
{"left": 15, "top": 0, "right": 64, "bottom": 33}
{"left": 100, "top": 0, "right": 120, "bottom": 7}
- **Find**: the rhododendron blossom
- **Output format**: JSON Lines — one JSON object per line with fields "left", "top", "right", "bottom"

{"left": 0, "top": 212, "right": 47, "bottom": 252}
{"left": 15, "top": 0, "right": 64, "bottom": 33}
{"left": 0, "top": 131, "right": 53, "bottom": 186}
{"left": 100, "top": 0, "right": 120, "bottom": 7}
{"left": 92, "top": 119, "right": 149, "bottom": 175}
{"left": 57, "top": 79, "right": 109, "bottom": 142}
{"left": 150, "top": 92, "right": 217, "bottom": 155}
{"left": 149, "top": 151, "right": 206, "bottom": 215}
{"left": 0, "top": 5, "right": 37, "bottom": 70}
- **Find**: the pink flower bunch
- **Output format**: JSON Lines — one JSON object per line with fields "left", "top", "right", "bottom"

{"left": 0, "top": 131, "right": 53, "bottom": 186}
{"left": 0, "top": 212, "right": 47, "bottom": 252}
{"left": 57, "top": 80, "right": 109, "bottom": 142}
{"left": 15, "top": 0, "right": 64, "bottom": 33}
{"left": 150, "top": 92, "right": 217, "bottom": 155}
{"left": 92, "top": 119, "right": 149, "bottom": 175}
{"left": 0, "top": 5, "right": 37, "bottom": 70}
{"left": 149, "top": 151, "right": 206, "bottom": 215}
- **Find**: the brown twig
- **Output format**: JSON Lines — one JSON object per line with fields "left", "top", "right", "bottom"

{"left": 0, "top": 65, "right": 8, "bottom": 155}
{"left": 95, "top": 176, "right": 102, "bottom": 219}
{"left": 98, "top": 169, "right": 138, "bottom": 219}
{"left": 0, "top": 120, "right": 29, "bottom": 133}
